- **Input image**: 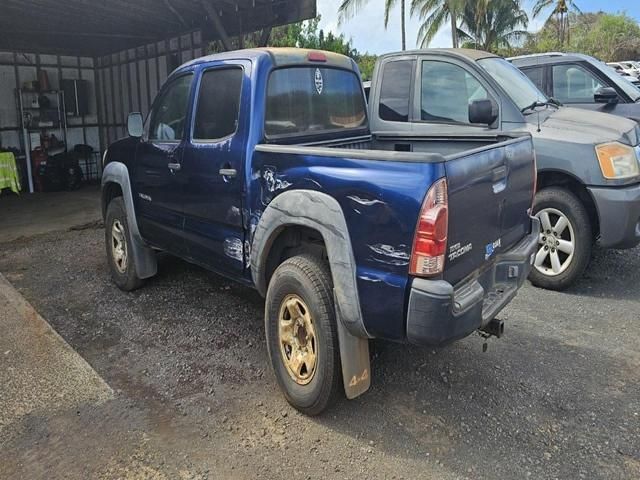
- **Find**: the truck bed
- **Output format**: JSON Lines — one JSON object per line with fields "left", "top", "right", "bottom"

{"left": 293, "top": 131, "right": 530, "bottom": 159}
{"left": 253, "top": 132, "right": 535, "bottom": 339}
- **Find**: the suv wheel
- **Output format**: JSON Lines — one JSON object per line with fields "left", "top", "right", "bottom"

{"left": 105, "top": 197, "right": 144, "bottom": 291}
{"left": 529, "top": 187, "right": 592, "bottom": 291}
{"left": 265, "top": 254, "right": 342, "bottom": 415}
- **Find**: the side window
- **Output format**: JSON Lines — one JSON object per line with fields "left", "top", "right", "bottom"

{"left": 552, "top": 64, "right": 605, "bottom": 103}
{"left": 378, "top": 60, "right": 414, "bottom": 122}
{"left": 148, "top": 74, "right": 193, "bottom": 141}
{"left": 522, "top": 67, "right": 545, "bottom": 92}
{"left": 193, "top": 68, "right": 243, "bottom": 140}
{"left": 421, "top": 60, "right": 489, "bottom": 124}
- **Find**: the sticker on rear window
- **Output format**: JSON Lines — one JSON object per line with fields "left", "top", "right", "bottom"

{"left": 314, "top": 68, "right": 323, "bottom": 95}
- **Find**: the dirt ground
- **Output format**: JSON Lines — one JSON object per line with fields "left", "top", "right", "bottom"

{"left": 0, "top": 225, "right": 638, "bottom": 480}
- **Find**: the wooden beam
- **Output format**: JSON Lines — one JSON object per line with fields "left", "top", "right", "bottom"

{"left": 163, "top": 0, "right": 190, "bottom": 29}
{"left": 0, "top": 29, "right": 157, "bottom": 40}
{"left": 200, "top": 0, "right": 233, "bottom": 51}
{"left": 259, "top": 27, "right": 272, "bottom": 47}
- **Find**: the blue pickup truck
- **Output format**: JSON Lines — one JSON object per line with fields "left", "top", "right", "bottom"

{"left": 101, "top": 48, "right": 538, "bottom": 414}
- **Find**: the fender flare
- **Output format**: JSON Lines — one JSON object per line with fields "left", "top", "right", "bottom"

{"left": 101, "top": 162, "right": 157, "bottom": 279}
{"left": 250, "top": 190, "right": 371, "bottom": 399}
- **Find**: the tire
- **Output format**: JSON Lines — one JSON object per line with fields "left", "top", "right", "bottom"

{"left": 528, "top": 187, "right": 592, "bottom": 291}
{"left": 265, "top": 254, "right": 342, "bottom": 416}
{"left": 105, "top": 197, "right": 144, "bottom": 291}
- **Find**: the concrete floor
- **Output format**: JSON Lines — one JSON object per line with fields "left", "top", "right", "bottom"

{"left": 0, "top": 186, "right": 101, "bottom": 243}
{"left": 2, "top": 226, "right": 639, "bottom": 479}
{"left": 0, "top": 273, "right": 113, "bottom": 446}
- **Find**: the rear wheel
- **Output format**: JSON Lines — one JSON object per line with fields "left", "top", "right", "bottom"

{"left": 529, "top": 187, "right": 592, "bottom": 291}
{"left": 105, "top": 197, "right": 144, "bottom": 291}
{"left": 265, "top": 254, "right": 342, "bottom": 416}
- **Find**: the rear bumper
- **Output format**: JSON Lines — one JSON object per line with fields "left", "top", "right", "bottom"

{"left": 589, "top": 184, "right": 640, "bottom": 249}
{"left": 406, "top": 217, "right": 539, "bottom": 346}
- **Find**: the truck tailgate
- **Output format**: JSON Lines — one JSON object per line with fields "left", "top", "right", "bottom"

{"left": 443, "top": 137, "right": 534, "bottom": 285}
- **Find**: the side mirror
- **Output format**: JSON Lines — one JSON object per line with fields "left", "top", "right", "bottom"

{"left": 594, "top": 87, "right": 619, "bottom": 105}
{"left": 127, "top": 112, "right": 144, "bottom": 138}
{"left": 469, "top": 99, "right": 498, "bottom": 125}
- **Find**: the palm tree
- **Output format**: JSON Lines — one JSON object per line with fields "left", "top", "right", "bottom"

{"left": 532, "top": 0, "right": 581, "bottom": 47}
{"left": 338, "top": 0, "right": 408, "bottom": 51}
{"left": 458, "top": 0, "right": 529, "bottom": 52}
{"left": 411, "top": 0, "right": 464, "bottom": 48}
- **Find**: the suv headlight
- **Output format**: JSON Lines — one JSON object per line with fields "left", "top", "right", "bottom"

{"left": 595, "top": 142, "right": 640, "bottom": 179}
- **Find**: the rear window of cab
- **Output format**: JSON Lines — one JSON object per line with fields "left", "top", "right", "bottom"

{"left": 265, "top": 67, "right": 367, "bottom": 139}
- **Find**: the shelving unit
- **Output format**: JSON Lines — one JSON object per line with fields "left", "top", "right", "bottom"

{"left": 16, "top": 89, "right": 68, "bottom": 193}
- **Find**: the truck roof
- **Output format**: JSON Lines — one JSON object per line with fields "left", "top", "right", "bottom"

{"left": 508, "top": 52, "right": 597, "bottom": 67}
{"left": 378, "top": 48, "right": 498, "bottom": 62}
{"left": 176, "top": 47, "right": 357, "bottom": 73}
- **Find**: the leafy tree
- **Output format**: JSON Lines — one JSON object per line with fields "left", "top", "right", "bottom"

{"left": 411, "top": 0, "right": 464, "bottom": 48}
{"left": 458, "top": 0, "right": 528, "bottom": 53}
{"left": 532, "top": 0, "right": 581, "bottom": 47}
{"left": 521, "top": 12, "right": 640, "bottom": 62}
{"left": 570, "top": 12, "right": 640, "bottom": 61}
{"left": 356, "top": 54, "right": 379, "bottom": 81}
{"left": 338, "top": 0, "right": 408, "bottom": 51}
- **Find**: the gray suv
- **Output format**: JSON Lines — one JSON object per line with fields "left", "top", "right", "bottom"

{"left": 509, "top": 52, "right": 640, "bottom": 123}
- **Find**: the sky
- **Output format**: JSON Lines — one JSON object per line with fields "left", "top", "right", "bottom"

{"left": 317, "top": 0, "right": 640, "bottom": 54}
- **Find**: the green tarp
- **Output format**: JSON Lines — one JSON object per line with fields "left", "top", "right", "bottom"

{"left": 0, "top": 152, "right": 21, "bottom": 194}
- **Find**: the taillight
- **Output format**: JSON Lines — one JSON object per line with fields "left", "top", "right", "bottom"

{"left": 308, "top": 51, "right": 327, "bottom": 62}
{"left": 409, "top": 177, "right": 448, "bottom": 277}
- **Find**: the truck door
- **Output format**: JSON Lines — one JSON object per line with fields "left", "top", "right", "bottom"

{"left": 550, "top": 62, "right": 612, "bottom": 113}
{"left": 134, "top": 73, "right": 194, "bottom": 255}
{"left": 180, "top": 63, "right": 248, "bottom": 274}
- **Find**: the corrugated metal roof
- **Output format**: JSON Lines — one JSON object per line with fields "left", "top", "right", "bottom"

{"left": 0, "top": 0, "right": 316, "bottom": 56}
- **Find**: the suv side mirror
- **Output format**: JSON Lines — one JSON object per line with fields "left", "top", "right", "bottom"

{"left": 469, "top": 99, "right": 498, "bottom": 125}
{"left": 127, "top": 112, "right": 144, "bottom": 138}
{"left": 594, "top": 87, "right": 619, "bottom": 105}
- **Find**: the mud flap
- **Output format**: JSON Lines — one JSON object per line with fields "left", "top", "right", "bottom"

{"left": 334, "top": 291, "right": 371, "bottom": 399}
{"left": 123, "top": 207, "right": 157, "bottom": 279}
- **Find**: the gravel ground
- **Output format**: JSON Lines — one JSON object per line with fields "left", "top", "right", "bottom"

{"left": 0, "top": 226, "right": 639, "bottom": 479}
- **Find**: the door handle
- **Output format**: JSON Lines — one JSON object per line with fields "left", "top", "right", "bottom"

{"left": 219, "top": 168, "right": 237, "bottom": 178}
{"left": 168, "top": 162, "right": 181, "bottom": 171}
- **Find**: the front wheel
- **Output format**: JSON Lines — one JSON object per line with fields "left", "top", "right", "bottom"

{"left": 105, "top": 197, "right": 145, "bottom": 291}
{"left": 265, "top": 254, "right": 342, "bottom": 416}
{"left": 528, "top": 187, "right": 592, "bottom": 291}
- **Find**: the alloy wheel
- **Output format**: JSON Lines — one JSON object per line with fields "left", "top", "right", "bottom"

{"left": 534, "top": 208, "right": 575, "bottom": 276}
{"left": 111, "top": 219, "right": 128, "bottom": 274}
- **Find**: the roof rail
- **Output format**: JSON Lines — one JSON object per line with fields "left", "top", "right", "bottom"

{"left": 507, "top": 52, "right": 566, "bottom": 60}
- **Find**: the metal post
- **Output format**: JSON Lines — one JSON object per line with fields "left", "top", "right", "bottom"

{"left": 17, "top": 88, "right": 34, "bottom": 194}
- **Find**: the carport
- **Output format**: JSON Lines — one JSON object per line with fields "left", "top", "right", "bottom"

{"left": 0, "top": 0, "right": 315, "bottom": 199}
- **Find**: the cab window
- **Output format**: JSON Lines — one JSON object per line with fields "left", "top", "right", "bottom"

{"left": 420, "top": 60, "right": 489, "bottom": 124}
{"left": 522, "top": 67, "right": 545, "bottom": 92}
{"left": 193, "top": 68, "right": 243, "bottom": 141}
{"left": 378, "top": 60, "right": 414, "bottom": 122}
{"left": 148, "top": 74, "right": 193, "bottom": 141}
{"left": 265, "top": 67, "right": 366, "bottom": 138}
{"left": 552, "top": 64, "right": 605, "bottom": 103}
